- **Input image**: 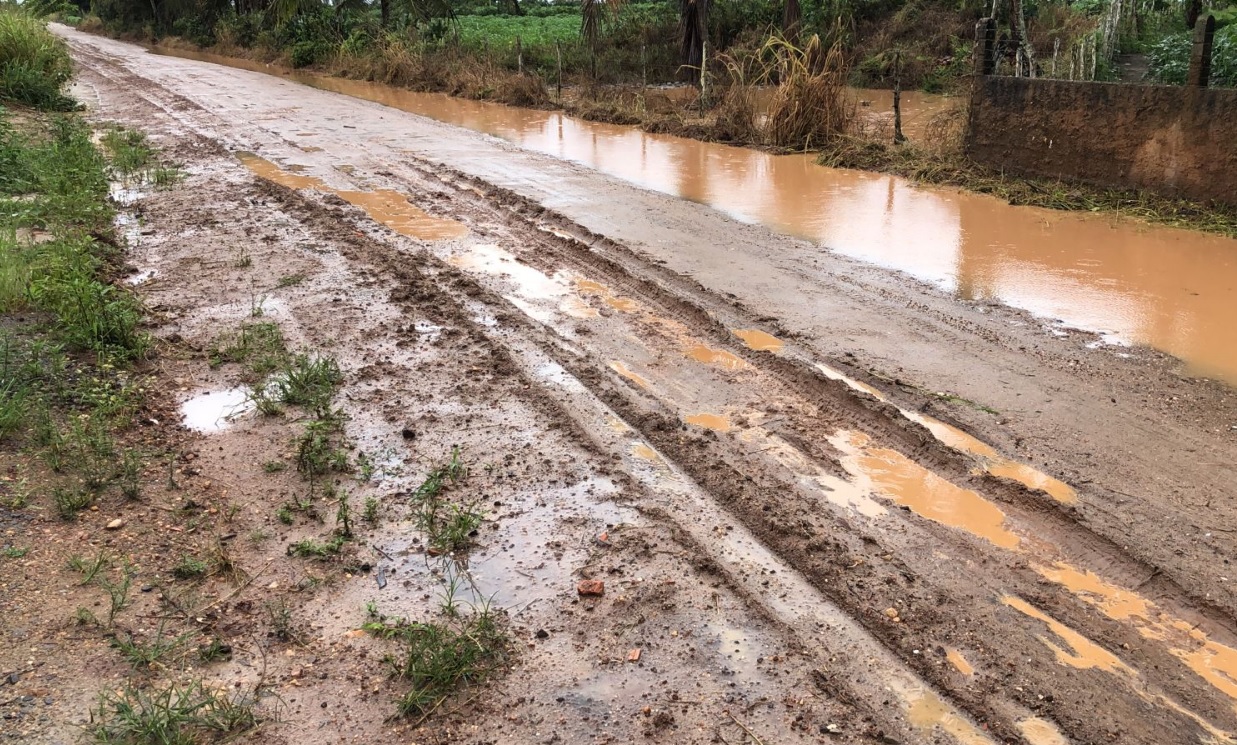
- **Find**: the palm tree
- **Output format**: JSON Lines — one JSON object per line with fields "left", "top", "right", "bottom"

{"left": 679, "top": 0, "right": 707, "bottom": 69}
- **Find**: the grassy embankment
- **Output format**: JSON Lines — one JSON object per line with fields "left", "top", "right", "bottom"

{"left": 3, "top": 7, "right": 510, "bottom": 736}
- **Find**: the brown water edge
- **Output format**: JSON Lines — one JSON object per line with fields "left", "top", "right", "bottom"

{"left": 157, "top": 47, "right": 1237, "bottom": 385}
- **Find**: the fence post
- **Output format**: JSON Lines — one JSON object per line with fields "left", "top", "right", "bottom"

{"left": 556, "top": 41, "right": 563, "bottom": 101}
{"left": 974, "top": 17, "right": 996, "bottom": 77}
{"left": 516, "top": 36, "right": 523, "bottom": 75}
{"left": 1187, "top": 14, "right": 1215, "bottom": 87}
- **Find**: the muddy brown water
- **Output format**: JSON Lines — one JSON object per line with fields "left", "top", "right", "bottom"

{"left": 156, "top": 47, "right": 1237, "bottom": 384}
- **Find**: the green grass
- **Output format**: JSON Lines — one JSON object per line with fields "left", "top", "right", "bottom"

{"left": 274, "top": 353, "right": 342, "bottom": 410}
{"left": 89, "top": 679, "right": 260, "bottom": 744}
{"left": 410, "top": 448, "right": 482, "bottom": 555}
{"left": 1, "top": 545, "right": 26, "bottom": 558}
{"left": 389, "top": 603, "right": 506, "bottom": 718}
{"left": 171, "top": 554, "right": 209, "bottom": 579}
{"left": 286, "top": 535, "right": 346, "bottom": 558}
{"left": 110, "top": 624, "right": 191, "bottom": 669}
{"left": 208, "top": 322, "right": 288, "bottom": 380}
{"left": 101, "top": 127, "right": 155, "bottom": 177}
{"left": 0, "top": 9, "right": 74, "bottom": 111}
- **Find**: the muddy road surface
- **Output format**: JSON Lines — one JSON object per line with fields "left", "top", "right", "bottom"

{"left": 15, "top": 26, "right": 1237, "bottom": 745}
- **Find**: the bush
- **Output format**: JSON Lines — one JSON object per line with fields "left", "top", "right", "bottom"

{"left": 1149, "top": 24, "right": 1237, "bottom": 86}
{"left": 0, "top": 9, "right": 75, "bottom": 110}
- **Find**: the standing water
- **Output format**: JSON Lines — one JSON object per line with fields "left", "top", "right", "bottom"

{"left": 158, "top": 49, "right": 1237, "bottom": 385}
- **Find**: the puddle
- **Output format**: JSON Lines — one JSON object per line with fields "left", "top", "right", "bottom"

{"left": 237, "top": 152, "right": 467, "bottom": 241}
{"left": 1016, "top": 717, "right": 1071, "bottom": 745}
{"left": 834, "top": 430, "right": 1020, "bottom": 550}
{"left": 631, "top": 443, "right": 659, "bottom": 462}
{"left": 740, "top": 427, "right": 887, "bottom": 518}
{"left": 1033, "top": 561, "right": 1237, "bottom": 708}
{"left": 685, "top": 344, "right": 748, "bottom": 371}
{"left": 576, "top": 278, "right": 639, "bottom": 312}
{"left": 126, "top": 268, "right": 156, "bottom": 285}
{"left": 906, "top": 690, "right": 994, "bottom": 745}
{"left": 685, "top": 413, "right": 732, "bottom": 432}
{"left": 732, "top": 329, "right": 783, "bottom": 353}
{"left": 609, "top": 361, "right": 651, "bottom": 390}
{"left": 180, "top": 387, "right": 254, "bottom": 433}
{"left": 946, "top": 648, "right": 975, "bottom": 676}
{"left": 1002, "top": 595, "right": 1130, "bottom": 673}
{"left": 816, "top": 361, "right": 1077, "bottom": 505}
{"left": 902, "top": 411, "right": 1077, "bottom": 505}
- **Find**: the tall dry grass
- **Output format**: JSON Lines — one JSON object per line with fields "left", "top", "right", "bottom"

{"left": 761, "top": 34, "right": 854, "bottom": 149}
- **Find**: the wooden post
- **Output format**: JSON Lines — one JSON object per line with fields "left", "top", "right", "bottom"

{"left": 1052, "top": 37, "right": 1060, "bottom": 77}
{"left": 973, "top": 17, "right": 996, "bottom": 77}
{"left": 700, "top": 39, "right": 709, "bottom": 104}
{"left": 556, "top": 41, "right": 563, "bottom": 100}
{"left": 893, "top": 50, "right": 906, "bottom": 144}
{"left": 1187, "top": 14, "right": 1215, "bottom": 87}
{"left": 516, "top": 36, "right": 523, "bottom": 75}
{"left": 641, "top": 44, "right": 647, "bottom": 88}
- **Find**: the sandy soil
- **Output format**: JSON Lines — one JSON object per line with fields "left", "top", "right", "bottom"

{"left": 4, "top": 26, "right": 1237, "bottom": 745}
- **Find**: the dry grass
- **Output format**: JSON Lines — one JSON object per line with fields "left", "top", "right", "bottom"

{"left": 761, "top": 34, "right": 854, "bottom": 149}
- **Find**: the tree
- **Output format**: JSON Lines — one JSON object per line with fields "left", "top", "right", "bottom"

{"left": 680, "top": 0, "right": 708, "bottom": 69}
{"left": 782, "top": 0, "right": 801, "bottom": 44}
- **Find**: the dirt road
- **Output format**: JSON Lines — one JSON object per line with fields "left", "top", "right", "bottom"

{"left": 15, "top": 26, "right": 1237, "bottom": 744}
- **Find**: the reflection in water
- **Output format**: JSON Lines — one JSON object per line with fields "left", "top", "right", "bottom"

{"left": 161, "top": 48, "right": 1237, "bottom": 383}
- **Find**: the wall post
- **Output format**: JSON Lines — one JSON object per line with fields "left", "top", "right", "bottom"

{"left": 1187, "top": 14, "right": 1215, "bottom": 87}
{"left": 974, "top": 17, "right": 997, "bottom": 77}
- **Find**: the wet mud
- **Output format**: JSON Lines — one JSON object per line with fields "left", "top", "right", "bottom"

{"left": 37, "top": 25, "right": 1237, "bottom": 745}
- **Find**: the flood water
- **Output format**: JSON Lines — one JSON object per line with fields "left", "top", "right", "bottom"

{"left": 158, "top": 48, "right": 1237, "bottom": 384}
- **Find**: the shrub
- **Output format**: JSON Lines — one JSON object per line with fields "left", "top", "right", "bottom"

{"left": 0, "top": 9, "right": 75, "bottom": 110}
{"left": 1149, "top": 24, "right": 1237, "bottom": 87}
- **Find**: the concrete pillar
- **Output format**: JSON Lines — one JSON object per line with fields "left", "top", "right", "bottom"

{"left": 1188, "top": 14, "right": 1215, "bottom": 87}
{"left": 974, "top": 17, "right": 997, "bottom": 77}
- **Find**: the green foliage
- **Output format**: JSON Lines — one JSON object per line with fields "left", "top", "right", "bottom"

{"left": 389, "top": 604, "right": 506, "bottom": 717}
{"left": 1149, "top": 24, "right": 1237, "bottom": 87}
{"left": 89, "top": 679, "right": 259, "bottom": 744}
{"left": 0, "top": 9, "right": 75, "bottom": 110}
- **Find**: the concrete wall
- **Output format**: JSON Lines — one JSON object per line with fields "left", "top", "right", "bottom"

{"left": 965, "top": 76, "right": 1237, "bottom": 206}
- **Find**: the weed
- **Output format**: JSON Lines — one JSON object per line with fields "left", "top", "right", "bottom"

{"left": 295, "top": 418, "right": 349, "bottom": 479}
{"left": 276, "top": 272, "right": 306, "bottom": 288}
{"left": 234, "top": 250, "right": 253, "bottom": 269}
{"left": 410, "top": 448, "right": 482, "bottom": 554}
{"left": 266, "top": 599, "right": 297, "bottom": 642}
{"left": 148, "top": 164, "right": 184, "bottom": 187}
{"left": 208, "top": 539, "right": 247, "bottom": 585}
{"left": 69, "top": 550, "right": 110, "bottom": 584}
{"left": 172, "top": 555, "right": 209, "bottom": 580}
{"left": 110, "top": 623, "right": 190, "bottom": 669}
{"left": 54, "top": 486, "right": 93, "bottom": 519}
{"left": 89, "top": 679, "right": 259, "bottom": 743}
{"left": 286, "top": 535, "right": 346, "bottom": 559}
{"left": 275, "top": 353, "right": 342, "bottom": 411}
{"left": 248, "top": 528, "right": 271, "bottom": 544}
{"left": 365, "top": 600, "right": 380, "bottom": 620}
{"left": 276, "top": 505, "right": 294, "bottom": 525}
{"left": 101, "top": 127, "right": 154, "bottom": 176}
{"left": 100, "top": 568, "right": 132, "bottom": 626}
{"left": 262, "top": 460, "right": 287, "bottom": 473}
{"left": 119, "top": 449, "right": 141, "bottom": 499}
{"left": 198, "top": 637, "right": 232, "bottom": 663}
{"left": 74, "top": 607, "right": 99, "bottom": 626}
{"left": 335, "top": 489, "right": 353, "bottom": 539}
{"left": 391, "top": 603, "right": 506, "bottom": 717}
{"left": 363, "top": 496, "right": 380, "bottom": 525}
{"left": 1, "top": 545, "right": 26, "bottom": 558}
{"left": 208, "top": 322, "right": 287, "bottom": 381}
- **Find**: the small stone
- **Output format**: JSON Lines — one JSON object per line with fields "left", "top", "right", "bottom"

{"left": 105, "top": 519, "right": 124, "bottom": 530}
{"left": 401, "top": 427, "right": 416, "bottom": 440}
{"left": 535, "top": 629, "right": 549, "bottom": 639}
{"left": 884, "top": 607, "right": 899, "bottom": 619}
{"left": 627, "top": 648, "right": 641, "bottom": 662}
{"left": 140, "top": 585, "right": 154, "bottom": 593}
{"left": 577, "top": 579, "right": 605, "bottom": 597}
